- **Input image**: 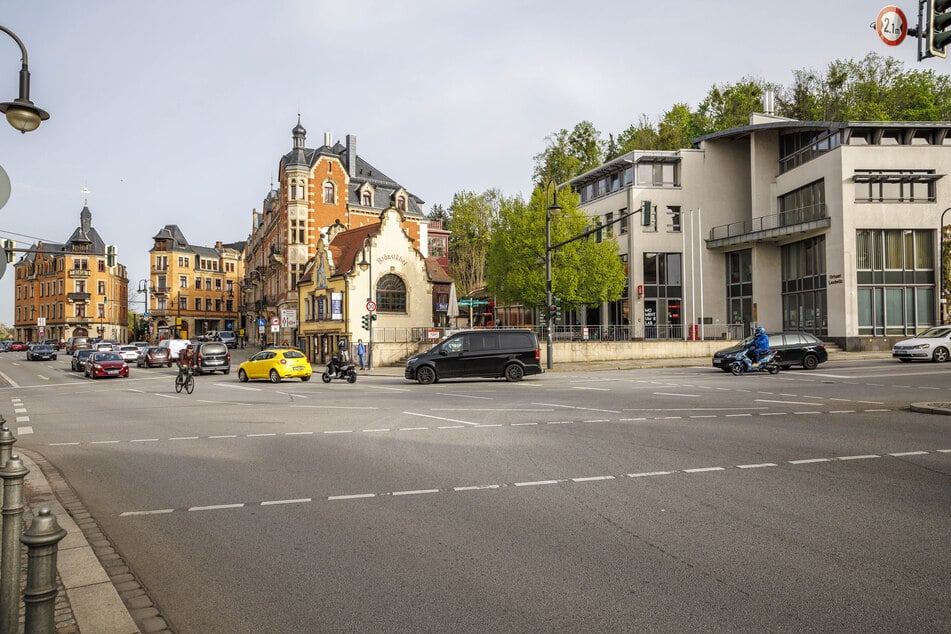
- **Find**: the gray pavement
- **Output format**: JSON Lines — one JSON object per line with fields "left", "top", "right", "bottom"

{"left": 15, "top": 349, "right": 949, "bottom": 633}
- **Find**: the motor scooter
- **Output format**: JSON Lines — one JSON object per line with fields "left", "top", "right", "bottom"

{"left": 730, "top": 348, "right": 781, "bottom": 376}
{"left": 322, "top": 356, "right": 358, "bottom": 383}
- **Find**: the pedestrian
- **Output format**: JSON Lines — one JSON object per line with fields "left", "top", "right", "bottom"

{"left": 356, "top": 338, "right": 366, "bottom": 370}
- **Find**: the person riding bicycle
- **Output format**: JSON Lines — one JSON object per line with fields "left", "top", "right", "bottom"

{"left": 177, "top": 344, "right": 196, "bottom": 379}
{"left": 746, "top": 326, "right": 769, "bottom": 365}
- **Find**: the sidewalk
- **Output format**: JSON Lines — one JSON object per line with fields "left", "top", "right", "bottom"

{"left": 16, "top": 350, "right": 947, "bottom": 633}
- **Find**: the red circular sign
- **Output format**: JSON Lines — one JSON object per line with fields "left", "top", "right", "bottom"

{"left": 877, "top": 5, "right": 907, "bottom": 46}
{"left": 366, "top": 301, "right": 377, "bottom": 313}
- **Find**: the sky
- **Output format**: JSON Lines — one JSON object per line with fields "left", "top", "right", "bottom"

{"left": 0, "top": 0, "right": 936, "bottom": 324}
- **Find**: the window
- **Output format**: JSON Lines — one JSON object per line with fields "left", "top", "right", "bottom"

{"left": 195, "top": 298, "right": 201, "bottom": 311}
{"left": 726, "top": 249, "right": 753, "bottom": 332}
{"left": 290, "top": 219, "right": 305, "bottom": 244}
{"left": 856, "top": 229, "right": 934, "bottom": 335}
{"left": 376, "top": 274, "right": 407, "bottom": 313}
{"left": 619, "top": 208, "right": 629, "bottom": 234}
{"left": 98, "top": 259, "right": 106, "bottom": 272}
{"left": 323, "top": 182, "right": 335, "bottom": 204}
{"left": 605, "top": 212, "right": 614, "bottom": 237}
{"left": 668, "top": 206, "right": 681, "bottom": 232}
{"left": 779, "top": 180, "right": 826, "bottom": 225}
{"left": 781, "top": 236, "right": 827, "bottom": 336}
{"left": 362, "top": 191, "right": 371, "bottom": 206}
{"left": 195, "top": 278, "right": 202, "bottom": 290}
{"left": 155, "top": 255, "right": 168, "bottom": 270}
{"left": 397, "top": 196, "right": 406, "bottom": 211}
{"left": 642, "top": 252, "right": 683, "bottom": 340}
{"left": 179, "top": 275, "right": 188, "bottom": 289}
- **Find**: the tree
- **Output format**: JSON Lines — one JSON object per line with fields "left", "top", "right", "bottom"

{"left": 427, "top": 203, "right": 450, "bottom": 227}
{"left": 486, "top": 187, "right": 626, "bottom": 310}
{"left": 532, "top": 121, "right": 605, "bottom": 185}
{"left": 447, "top": 190, "right": 501, "bottom": 297}
{"left": 615, "top": 115, "right": 660, "bottom": 156}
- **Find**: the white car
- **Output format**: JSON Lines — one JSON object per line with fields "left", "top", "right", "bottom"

{"left": 892, "top": 326, "right": 951, "bottom": 362}
{"left": 117, "top": 345, "right": 141, "bottom": 362}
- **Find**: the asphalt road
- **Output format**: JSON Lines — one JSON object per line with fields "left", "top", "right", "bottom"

{"left": 1, "top": 352, "right": 949, "bottom": 632}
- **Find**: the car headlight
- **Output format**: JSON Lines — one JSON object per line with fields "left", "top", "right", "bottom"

{"left": 911, "top": 343, "right": 931, "bottom": 350}
{"left": 406, "top": 356, "right": 418, "bottom": 365}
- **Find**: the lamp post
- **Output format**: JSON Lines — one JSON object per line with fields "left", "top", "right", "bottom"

{"left": 99, "top": 296, "right": 107, "bottom": 339}
{"left": 544, "top": 182, "right": 561, "bottom": 370}
{"left": 358, "top": 237, "right": 374, "bottom": 370}
{"left": 244, "top": 270, "right": 263, "bottom": 347}
{"left": 941, "top": 207, "right": 951, "bottom": 325}
{"left": 136, "top": 280, "right": 149, "bottom": 341}
{"left": 0, "top": 25, "right": 50, "bottom": 133}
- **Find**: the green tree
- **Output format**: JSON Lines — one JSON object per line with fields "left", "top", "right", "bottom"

{"left": 532, "top": 120, "right": 605, "bottom": 185}
{"left": 615, "top": 114, "right": 660, "bottom": 155}
{"left": 447, "top": 190, "right": 501, "bottom": 297}
{"left": 427, "top": 203, "right": 450, "bottom": 227}
{"left": 486, "top": 187, "right": 626, "bottom": 310}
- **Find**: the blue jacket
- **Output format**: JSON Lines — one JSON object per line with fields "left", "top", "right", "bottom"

{"left": 751, "top": 332, "right": 769, "bottom": 353}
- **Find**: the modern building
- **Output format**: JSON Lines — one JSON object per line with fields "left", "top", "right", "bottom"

{"left": 297, "top": 208, "right": 441, "bottom": 366}
{"left": 147, "top": 225, "right": 244, "bottom": 341}
{"left": 570, "top": 113, "right": 951, "bottom": 351}
{"left": 242, "top": 119, "right": 431, "bottom": 346}
{"left": 12, "top": 205, "right": 128, "bottom": 343}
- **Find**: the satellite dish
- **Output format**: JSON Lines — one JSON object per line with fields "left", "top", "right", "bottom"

{"left": 0, "top": 165, "right": 9, "bottom": 210}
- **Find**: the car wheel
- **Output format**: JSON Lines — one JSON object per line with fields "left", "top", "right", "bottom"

{"left": 504, "top": 363, "right": 524, "bottom": 382}
{"left": 932, "top": 347, "right": 949, "bottom": 363}
{"left": 899, "top": 358, "right": 911, "bottom": 363}
{"left": 269, "top": 369, "right": 280, "bottom": 383}
{"left": 416, "top": 366, "right": 436, "bottom": 385}
{"left": 301, "top": 375, "right": 311, "bottom": 382}
{"left": 167, "top": 362, "right": 172, "bottom": 368}
{"left": 801, "top": 354, "right": 819, "bottom": 370}
{"left": 223, "top": 368, "right": 230, "bottom": 375}
{"left": 238, "top": 369, "right": 248, "bottom": 382}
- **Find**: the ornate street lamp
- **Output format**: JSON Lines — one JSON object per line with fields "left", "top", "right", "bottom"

{"left": 0, "top": 25, "right": 50, "bottom": 133}
{"left": 358, "top": 237, "right": 374, "bottom": 370}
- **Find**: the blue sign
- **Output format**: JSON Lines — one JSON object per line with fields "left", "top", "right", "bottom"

{"left": 257, "top": 318, "right": 266, "bottom": 327}
{"left": 226, "top": 321, "right": 233, "bottom": 330}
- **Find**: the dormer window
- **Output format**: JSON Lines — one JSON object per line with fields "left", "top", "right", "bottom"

{"left": 362, "top": 191, "right": 371, "bottom": 207}
{"left": 397, "top": 196, "right": 406, "bottom": 211}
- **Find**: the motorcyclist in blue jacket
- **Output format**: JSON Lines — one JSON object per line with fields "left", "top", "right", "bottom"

{"left": 746, "top": 326, "right": 769, "bottom": 366}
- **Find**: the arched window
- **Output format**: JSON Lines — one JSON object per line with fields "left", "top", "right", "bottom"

{"left": 396, "top": 196, "right": 406, "bottom": 211}
{"left": 362, "top": 191, "right": 371, "bottom": 206}
{"left": 376, "top": 274, "right": 406, "bottom": 313}
{"left": 323, "top": 182, "right": 335, "bottom": 204}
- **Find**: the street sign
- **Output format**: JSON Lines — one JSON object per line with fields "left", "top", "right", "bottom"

{"left": 280, "top": 309, "right": 298, "bottom": 329}
{"left": 257, "top": 318, "right": 266, "bottom": 327}
{"left": 270, "top": 317, "right": 279, "bottom": 327}
{"left": 876, "top": 5, "right": 907, "bottom": 46}
{"left": 37, "top": 317, "right": 46, "bottom": 327}
{"left": 366, "top": 301, "right": 377, "bottom": 313}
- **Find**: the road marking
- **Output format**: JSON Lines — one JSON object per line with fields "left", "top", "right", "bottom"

{"left": 788, "top": 458, "right": 830, "bottom": 464}
{"left": 155, "top": 394, "right": 177, "bottom": 400}
{"left": 276, "top": 391, "right": 307, "bottom": 398}
{"left": 888, "top": 451, "right": 929, "bottom": 457}
{"left": 130, "top": 438, "right": 159, "bottom": 443}
{"left": 533, "top": 402, "right": 620, "bottom": 414}
{"left": 363, "top": 428, "right": 390, "bottom": 433}
{"left": 392, "top": 489, "right": 440, "bottom": 496}
{"left": 323, "top": 430, "right": 352, "bottom": 434}
{"left": 794, "top": 411, "right": 822, "bottom": 415}
{"left": 572, "top": 476, "right": 615, "bottom": 482}
{"left": 17, "top": 426, "right": 33, "bottom": 435}
{"left": 435, "top": 393, "right": 492, "bottom": 399}
{"left": 514, "top": 480, "right": 562, "bottom": 487}
{"left": 837, "top": 455, "right": 880, "bottom": 461}
{"left": 572, "top": 386, "right": 611, "bottom": 391}
{"left": 438, "top": 425, "right": 465, "bottom": 429}
{"left": 188, "top": 503, "right": 244, "bottom": 511}
{"left": 431, "top": 408, "right": 552, "bottom": 412}
{"left": 209, "top": 435, "right": 237, "bottom": 439}
{"left": 14, "top": 408, "right": 26, "bottom": 413}
{"left": 757, "top": 399, "right": 828, "bottom": 406}
{"left": 737, "top": 463, "right": 777, "bottom": 469}
{"left": 398, "top": 427, "right": 429, "bottom": 431}
{"left": 725, "top": 414, "right": 752, "bottom": 417}
{"left": 653, "top": 392, "right": 700, "bottom": 397}
{"left": 689, "top": 415, "right": 716, "bottom": 419}
{"left": 683, "top": 467, "right": 725, "bottom": 473}
{"left": 169, "top": 436, "right": 199, "bottom": 441}
{"left": 90, "top": 440, "right": 120, "bottom": 445}
{"left": 285, "top": 431, "right": 314, "bottom": 436}
{"left": 16, "top": 416, "right": 29, "bottom": 422}
{"left": 627, "top": 471, "right": 674, "bottom": 478}
{"left": 403, "top": 411, "right": 479, "bottom": 426}
{"left": 759, "top": 412, "right": 786, "bottom": 416}
{"left": 219, "top": 384, "right": 261, "bottom": 391}
{"left": 328, "top": 493, "right": 375, "bottom": 501}
{"left": 454, "top": 484, "right": 500, "bottom": 491}
{"left": 511, "top": 422, "right": 537, "bottom": 426}
{"left": 120, "top": 509, "right": 174, "bottom": 517}
{"left": 248, "top": 433, "right": 277, "bottom": 437}
{"left": 0, "top": 371, "right": 23, "bottom": 387}
{"left": 48, "top": 442, "right": 80, "bottom": 446}
{"left": 260, "top": 498, "right": 311, "bottom": 506}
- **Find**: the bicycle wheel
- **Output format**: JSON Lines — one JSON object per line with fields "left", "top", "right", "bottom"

{"left": 175, "top": 374, "right": 184, "bottom": 393}
{"left": 185, "top": 373, "right": 195, "bottom": 394}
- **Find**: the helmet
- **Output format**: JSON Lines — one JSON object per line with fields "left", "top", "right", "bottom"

{"left": 338, "top": 340, "right": 347, "bottom": 349}
{"left": 754, "top": 326, "right": 765, "bottom": 335}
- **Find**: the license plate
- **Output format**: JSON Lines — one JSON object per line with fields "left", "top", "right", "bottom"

{"left": 107, "top": 369, "right": 118, "bottom": 375}
{"left": 293, "top": 366, "right": 304, "bottom": 371}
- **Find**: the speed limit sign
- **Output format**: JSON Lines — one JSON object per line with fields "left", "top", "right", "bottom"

{"left": 366, "top": 301, "right": 377, "bottom": 313}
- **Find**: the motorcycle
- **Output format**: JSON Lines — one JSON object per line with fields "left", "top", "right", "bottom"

{"left": 321, "top": 356, "right": 358, "bottom": 383}
{"left": 730, "top": 348, "right": 781, "bottom": 376}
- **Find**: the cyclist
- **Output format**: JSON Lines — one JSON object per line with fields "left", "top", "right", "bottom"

{"left": 176, "top": 344, "right": 196, "bottom": 382}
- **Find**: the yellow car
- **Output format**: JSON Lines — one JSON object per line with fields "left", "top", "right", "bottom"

{"left": 237, "top": 348, "right": 312, "bottom": 383}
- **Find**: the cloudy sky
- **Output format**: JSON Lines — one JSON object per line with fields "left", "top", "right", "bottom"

{"left": 0, "top": 1, "right": 933, "bottom": 324}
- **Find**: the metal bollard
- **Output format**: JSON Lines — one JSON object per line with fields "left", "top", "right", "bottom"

{"left": 0, "top": 454, "right": 29, "bottom": 634}
{"left": 0, "top": 420, "right": 13, "bottom": 572}
{"left": 21, "top": 507, "right": 67, "bottom": 634}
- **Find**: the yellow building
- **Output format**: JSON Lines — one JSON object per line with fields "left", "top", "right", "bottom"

{"left": 13, "top": 205, "right": 128, "bottom": 343}
{"left": 148, "top": 225, "right": 245, "bottom": 342}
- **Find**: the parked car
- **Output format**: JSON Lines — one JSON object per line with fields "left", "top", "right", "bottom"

{"left": 26, "top": 344, "right": 57, "bottom": 361}
{"left": 238, "top": 348, "right": 312, "bottom": 383}
{"left": 8, "top": 342, "right": 26, "bottom": 352}
{"left": 117, "top": 345, "right": 140, "bottom": 362}
{"left": 158, "top": 338, "right": 191, "bottom": 361}
{"left": 84, "top": 351, "right": 129, "bottom": 379}
{"left": 0, "top": 341, "right": 11, "bottom": 352}
{"left": 66, "top": 336, "right": 91, "bottom": 353}
{"left": 194, "top": 342, "right": 231, "bottom": 375}
{"left": 712, "top": 331, "right": 828, "bottom": 371}
{"left": 892, "top": 325, "right": 951, "bottom": 362}
{"left": 405, "top": 329, "right": 542, "bottom": 384}
{"left": 94, "top": 341, "right": 115, "bottom": 352}
{"left": 130, "top": 341, "right": 150, "bottom": 353}
{"left": 217, "top": 331, "right": 237, "bottom": 348}
{"left": 71, "top": 349, "right": 96, "bottom": 371}
{"left": 137, "top": 346, "right": 171, "bottom": 368}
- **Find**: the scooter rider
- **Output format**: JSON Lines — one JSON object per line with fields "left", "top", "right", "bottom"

{"left": 746, "top": 326, "right": 769, "bottom": 366}
{"left": 328, "top": 340, "right": 349, "bottom": 377}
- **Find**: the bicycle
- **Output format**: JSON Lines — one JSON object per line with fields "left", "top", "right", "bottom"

{"left": 175, "top": 365, "right": 195, "bottom": 394}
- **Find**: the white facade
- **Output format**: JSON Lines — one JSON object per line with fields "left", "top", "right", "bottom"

{"left": 572, "top": 116, "right": 951, "bottom": 351}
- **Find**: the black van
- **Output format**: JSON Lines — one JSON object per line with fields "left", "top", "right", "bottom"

{"left": 405, "top": 329, "right": 542, "bottom": 384}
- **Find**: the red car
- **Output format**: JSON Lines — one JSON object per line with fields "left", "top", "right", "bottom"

{"left": 9, "top": 342, "right": 26, "bottom": 351}
{"left": 137, "top": 346, "right": 171, "bottom": 368}
{"left": 84, "top": 351, "right": 129, "bottom": 379}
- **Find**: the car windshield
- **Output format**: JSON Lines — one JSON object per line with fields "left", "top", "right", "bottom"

{"left": 916, "top": 327, "right": 951, "bottom": 338}
{"left": 96, "top": 352, "right": 121, "bottom": 361}
{"left": 282, "top": 350, "right": 305, "bottom": 359}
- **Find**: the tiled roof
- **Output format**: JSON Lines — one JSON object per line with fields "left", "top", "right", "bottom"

{"left": 328, "top": 223, "right": 380, "bottom": 277}
{"left": 425, "top": 257, "right": 452, "bottom": 283}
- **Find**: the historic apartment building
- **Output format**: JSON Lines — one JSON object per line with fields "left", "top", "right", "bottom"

{"left": 571, "top": 113, "right": 951, "bottom": 351}
{"left": 147, "top": 224, "right": 245, "bottom": 341}
{"left": 243, "top": 119, "right": 432, "bottom": 345}
{"left": 13, "top": 205, "right": 128, "bottom": 343}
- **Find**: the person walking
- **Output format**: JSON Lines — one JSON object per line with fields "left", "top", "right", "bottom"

{"left": 356, "top": 338, "right": 366, "bottom": 370}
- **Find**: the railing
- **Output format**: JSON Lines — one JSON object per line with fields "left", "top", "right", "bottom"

{"left": 709, "top": 203, "right": 827, "bottom": 241}
{"left": 67, "top": 268, "right": 89, "bottom": 278}
{"left": 369, "top": 323, "right": 745, "bottom": 343}
{"left": 66, "top": 292, "right": 89, "bottom": 303}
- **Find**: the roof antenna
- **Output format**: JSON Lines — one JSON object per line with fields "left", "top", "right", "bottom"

{"left": 81, "top": 183, "right": 90, "bottom": 206}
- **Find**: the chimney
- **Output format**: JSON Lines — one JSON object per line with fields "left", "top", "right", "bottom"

{"left": 324, "top": 131, "right": 332, "bottom": 147}
{"left": 346, "top": 134, "right": 357, "bottom": 177}
{"left": 215, "top": 241, "right": 223, "bottom": 249}
{"left": 252, "top": 208, "right": 260, "bottom": 230}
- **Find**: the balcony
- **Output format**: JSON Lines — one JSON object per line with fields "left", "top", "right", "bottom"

{"left": 68, "top": 268, "right": 90, "bottom": 279}
{"left": 707, "top": 204, "right": 830, "bottom": 249}
{"left": 151, "top": 285, "right": 169, "bottom": 296}
{"left": 67, "top": 292, "right": 90, "bottom": 303}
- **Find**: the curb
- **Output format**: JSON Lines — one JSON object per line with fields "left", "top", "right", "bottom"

{"left": 909, "top": 402, "right": 951, "bottom": 415}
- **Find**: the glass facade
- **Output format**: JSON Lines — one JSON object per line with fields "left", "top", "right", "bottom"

{"left": 781, "top": 236, "right": 827, "bottom": 336}
{"left": 726, "top": 249, "right": 753, "bottom": 336}
{"left": 856, "top": 229, "right": 934, "bottom": 335}
{"left": 643, "top": 252, "right": 682, "bottom": 339}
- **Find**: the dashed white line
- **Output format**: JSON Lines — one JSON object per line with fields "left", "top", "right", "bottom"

{"left": 90, "top": 440, "right": 120, "bottom": 445}
{"left": 514, "top": 480, "right": 562, "bottom": 487}
{"left": 888, "top": 451, "right": 928, "bottom": 457}
{"left": 788, "top": 458, "right": 830, "bottom": 464}
{"left": 398, "top": 427, "right": 429, "bottom": 431}
{"left": 188, "top": 503, "right": 245, "bottom": 512}
{"left": 328, "top": 493, "right": 375, "bottom": 501}
{"left": 737, "top": 463, "right": 777, "bottom": 469}
{"left": 248, "top": 433, "right": 277, "bottom": 437}
{"left": 169, "top": 436, "right": 199, "bottom": 441}
{"left": 15, "top": 416, "right": 28, "bottom": 423}
{"left": 392, "top": 489, "right": 440, "bottom": 496}
{"left": 837, "top": 455, "right": 880, "bottom": 461}
{"left": 323, "top": 430, "right": 352, "bottom": 434}
{"left": 17, "top": 426, "right": 33, "bottom": 435}
{"left": 683, "top": 467, "right": 725, "bottom": 473}
{"left": 572, "top": 476, "right": 615, "bottom": 482}
{"left": 627, "top": 471, "right": 674, "bottom": 478}
{"left": 260, "top": 498, "right": 312, "bottom": 506}
{"left": 454, "top": 484, "right": 501, "bottom": 491}
{"left": 120, "top": 509, "right": 174, "bottom": 517}
{"left": 362, "top": 428, "right": 390, "bottom": 433}
{"left": 404, "top": 411, "right": 479, "bottom": 426}
{"left": 653, "top": 392, "right": 700, "bottom": 397}
{"left": 130, "top": 439, "right": 159, "bottom": 443}
{"left": 209, "top": 435, "right": 237, "bottom": 439}
{"left": 284, "top": 431, "right": 314, "bottom": 436}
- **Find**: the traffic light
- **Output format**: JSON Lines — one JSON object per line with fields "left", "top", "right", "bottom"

{"left": 928, "top": 0, "right": 951, "bottom": 58}
{"left": 361, "top": 314, "right": 370, "bottom": 331}
{"left": 1, "top": 239, "right": 14, "bottom": 263}
{"left": 641, "top": 200, "right": 652, "bottom": 226}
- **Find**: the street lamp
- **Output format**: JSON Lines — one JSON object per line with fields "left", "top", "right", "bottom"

{"left": 99, "top": 296, "right": 107, "bottom": 338}
{"left": 940, "top": 207, "right": 951, "bottom": 325}
{"left": 244, "top": 269, "right": 263, "bottom": 346}
{"left": 545, "top": 181, "right": 561, "bottom": 370}
{"left": 0, "top": 25, "right": 50, "bottom": 133}
{"left": 357, "top": 237, "right": 374, "bottom": 370}
{"left": 136, "top": 280, "right": 149, "bottom": 341}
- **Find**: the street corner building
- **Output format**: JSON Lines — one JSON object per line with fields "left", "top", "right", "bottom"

{"left": 571, "top": 113, "right": 951, "bottom": 352}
